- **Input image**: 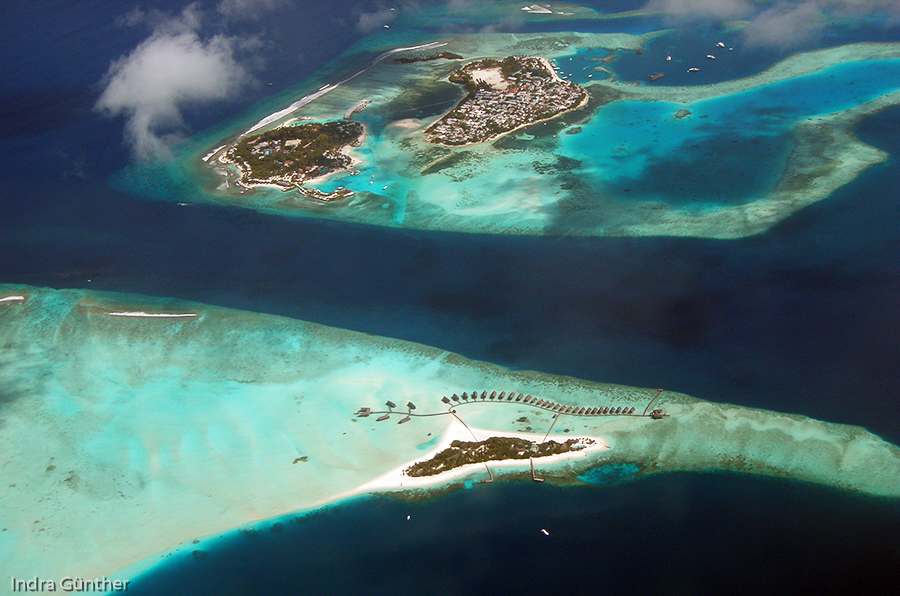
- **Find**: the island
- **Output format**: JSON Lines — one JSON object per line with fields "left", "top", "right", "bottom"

{"left": 2, "top": 284, "right": 899, "bottom": 586}
{"left": 392, "top": 50, "right": 463, "bottom": 64}
{"left": 425, "top": 55, "right": 588, "bottom": 145}
{"left": 220, "top": 119, "right": 363, "bottom": 200}
{"left": 404, "top": 436, "right": 595, "bottom": 477}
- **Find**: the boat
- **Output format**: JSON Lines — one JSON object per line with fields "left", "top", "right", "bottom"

{"left": 649, "top": 72, "right": 664, "bottom": 81}
{"left": 687, "top": 67, "right": 700, "bottom": 72}
{"left": 716, "top": 41, "right": 725, "bottom": 48}
{"left": 706, "top": 54, "right": 716, "bottom": 60}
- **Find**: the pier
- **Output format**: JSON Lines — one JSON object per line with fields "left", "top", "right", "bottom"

{"left": 344, "top": 99, "right": 371, "bottom": 120}
{"left": 356, "top": 388, "right": 668, "bottom": 422}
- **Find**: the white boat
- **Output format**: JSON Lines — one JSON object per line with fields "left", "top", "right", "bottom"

{"left": 706, "top": 54, "right": 716, "bottom": 59}
{"left": 716, "top": 42, "right": 725, "bottom": 48}
{"left": 687, "top": 67, "right": 700, "bottom": 72}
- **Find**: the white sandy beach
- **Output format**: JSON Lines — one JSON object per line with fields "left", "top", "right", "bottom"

{"left": 1, "top": 285, "right": 899, "bottom": 590}
{"left": 353, "top": 419, "right": 609, "bottom": 492}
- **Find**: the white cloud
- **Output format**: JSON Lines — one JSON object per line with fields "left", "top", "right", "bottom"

{"left": 356, "top": 8, "right": 396, "bottom": 33}
{"left": 742, "top": 1, "right": 827, "bottom": 49}
{"left": 97, "top": 6, "right": 253, "bottom": 160}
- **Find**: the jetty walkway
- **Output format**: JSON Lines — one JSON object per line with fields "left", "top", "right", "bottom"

{"left": 355, "top": 391, "right": 669, "bottom": 422}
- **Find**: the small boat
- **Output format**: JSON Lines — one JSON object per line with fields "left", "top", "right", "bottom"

{"left": 716, "top": 42, "right": 725, "bottom": 48}
{"left": 706, "top": 54, "right": 716, "bottom": 60}
{"left": 687, "top": 67, "right": 700, "bottom": 72}
{"left": 541, "top": 528, "right": 550, "bottom": 536}
{"left": 649, "top": 72, "right": 664, "bottom": 81}
{"left": 666, "top": 55, "right": 672, "bottom": 61}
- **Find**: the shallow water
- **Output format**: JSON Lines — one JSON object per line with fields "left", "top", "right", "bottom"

{"left": 2, "top": 0, "right": 900, "bottom": 594}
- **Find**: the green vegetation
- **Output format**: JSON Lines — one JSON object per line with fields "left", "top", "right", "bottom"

{"left": 226, "top": 120, "right": 363, "bottom": 186}
{"left": 394, "top": 51, "right": 463, "bottom": 64}
{"left": 404, "top": 436, "right": 592, "bottom": 477}
{"left": 427, "top": 55, "right": 586, "bottom": 145}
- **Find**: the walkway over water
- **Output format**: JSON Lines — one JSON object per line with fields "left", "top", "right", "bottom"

{"left": 356, "top": 389, "right": 670, "bottom": 422}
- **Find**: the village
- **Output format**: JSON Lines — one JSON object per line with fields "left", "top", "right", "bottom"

{"left": 425, "top": 55, "right": 588, "bottom": 145}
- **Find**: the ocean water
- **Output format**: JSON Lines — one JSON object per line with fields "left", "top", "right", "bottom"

{"left": 2, "top": 0, "right": 900, "bottom": 594}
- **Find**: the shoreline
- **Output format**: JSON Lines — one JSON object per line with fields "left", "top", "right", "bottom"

{"left": 426, "top": 55, "right": 591, "bottom": 148}
{"left": 350, "top": 419, "right": 609, "bottom": 493}
{"left": 3, "top": 285, "right": 900, "bottom": 588}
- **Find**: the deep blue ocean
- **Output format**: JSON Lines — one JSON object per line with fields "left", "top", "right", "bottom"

{"left": 2, "top": 1, "right": 900, "bottom": 594}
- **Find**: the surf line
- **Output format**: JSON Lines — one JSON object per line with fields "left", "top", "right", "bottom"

{"left": 243, "top": 41, "right": 448, "bottom": 136}
{"left": 105, "top": 311, "right": 198, "bottom": 318}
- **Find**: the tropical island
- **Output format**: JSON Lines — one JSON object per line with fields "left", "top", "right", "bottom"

{"left": 393, "top": 50, "right": 463, "bottom": 64}
{"left": 221, "top": 120, "right": 363, "bottom": 199}
{"left": 425, "top": 55, "right": 588, "bottom": 145}
{"left": 404, "top": 436, "right": 595, "bottom": 477}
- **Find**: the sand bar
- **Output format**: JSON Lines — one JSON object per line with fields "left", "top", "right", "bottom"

{"left": 2, "top": 285, "right": 897, "bottom": 588}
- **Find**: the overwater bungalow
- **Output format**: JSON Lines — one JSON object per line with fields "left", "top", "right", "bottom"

{"left": 451, "top": 394, "right": 460, "bottom": 402}
{"left": 462, "top": 392, "right": 469, "bottom": 400}
{"left": 377, "top": 413, "right": 390, "bottom": 422}
{"left": 407, "top": 401, "right": 416, "bottom": 410}
{"left": 499, "top": 391, "right": 506, "bottom": 399}
{"left": 356, "top": 407, "right": 372, "bottom": 417}
{"left": 442, "top": 396, "right": 451, "bottom": 404}
{"left": 386, "top": 400, "right": 397, "bottom": 409}
{"left": 525, "top": 394, "right": 533, "bottom": 402}
{"left": 481, "top": 391, "right": 488, "bottom": 399}
{"left": 628, "top": 407, "right": 636, "bottom": 414}
{"left": 398, "top": 416, "right": 411, "bottom": 424}
{"left": 490, "top": 391, "right": 498, "bottom": 399}
{"left": 603, "top": 407, "right": 609, "bottom": 414}
{"left": 579, "top": 407, "right": 586, "bottom": 415}
{"left": 507, "top": 393, "right": 514, "bottom": 401}
{"left": 615, "top": 406, "right": 622, "bottom": 414}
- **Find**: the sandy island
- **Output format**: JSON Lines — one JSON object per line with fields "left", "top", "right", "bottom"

{"left": 1, "top": 285, "right": 899, "bottom": 589}
{"left": 353, "top": 419, "right": 608, "bottom": 492}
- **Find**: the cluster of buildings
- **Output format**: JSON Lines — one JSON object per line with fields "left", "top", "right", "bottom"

{"left": 427, "top": 57, "right": 586, "bottom": 145}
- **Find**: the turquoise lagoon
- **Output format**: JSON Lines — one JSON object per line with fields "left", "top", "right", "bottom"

{"left": 115, "top": 28, "right": 900, "bottom": 239}
{"left": 2, "top": 285, "right": 899, "bottom": 584}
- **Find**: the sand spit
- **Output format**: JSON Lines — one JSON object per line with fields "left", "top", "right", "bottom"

{"left": 2, "top": 285, "right": 897, "bottom": 586}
